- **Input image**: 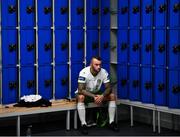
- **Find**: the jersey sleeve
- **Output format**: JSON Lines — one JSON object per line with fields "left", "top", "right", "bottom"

{"left": 103, "top": 70, "right": 110, "bottom": 83}
{"left": 78, "top": 70, "right": 86, "bottom": 83}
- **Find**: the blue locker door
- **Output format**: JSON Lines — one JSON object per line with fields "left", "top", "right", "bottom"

{"left": 71, "top": 30, "right": 84, "bottom": 63}
{"left": 55, "top": 0, "right": 68, "bottom": 28}
{"left": 129, "top": 30, "right": 140, "bottom": 65}
{"left": 169, "top": 30, "right": 180, "bottom": 69}
{"left": 71, "top": 0, "right": 84, "bottom": 28}
{"left": 118, "top": 29, "right": 128, "bottom": 64}
{"left": 55, "top": 29, "right": 68, "bottom": 64}
{"left": 2, "top": 29, "right": 17, "bottom": 66}
{"left": 141, "top": 30, "right": 153, "bottom": 66}
{"left": 55, "top": 65, "right": 69, "bottom": 99}
{"left": 102, "top": 63, "right": 110, "bottom": 74}
{"left": 86, "top": 30, "right": 99, "bottom": 64}
{"left": 168, "top": 69, "right": 180, "bottom": 108}
{"left": 129, "top": 0, "right": 140, "bottom": 28}
{"left": 100, "top": 29, "right": 110, "bottom": 63}
{"left": 118, "top": 0, "right": 129, "bottom": 28}
{"left": 38, "top": 65, "right": 53, "bottom": 100}
{"left": 169, "top": 0, "right": 180, "bottom": 28}
{"left": 1, "top": 0, "right": 17, "bottom": 28}
{"left": 38, "top": 0, "right": 52, "bottom": 28}
{"left": 154, "top": 30, "right": 166, "bottom": 67}
{"left": 38, "top": 29, "right": 52, "bottom": 65}
{"left": 20, "top": 0, "right": 35, "bottom": 28}
{"left": 154, "top": 68, "right": 167, "bottom": 106}
{"left": 2, "top": 67, "right": 18, "bottom": 104}
{"left": 71, "top": 63, "right": 84, "bottom": 98}
{"left": 118, "top": 65, "right": 128, "bottom": 99}
{"left": 21, "top": 66, "right": 36, "bottom": 97}
{"left": 142, "top": 0, "right": 153, "bottom": 28}
{"left": 155, "top": 0, "right": 167, "bottom": 28}
{"left": 141, "top": 67, "right": 153, "bottom": 103}
{"left": 100, "top": 0, "right": 110, "bottom": 28}
{"left": 86, "top": 0, "right": 99, "bottom": 28}
{"left": 129, "top": 66, "right": 140, "bottom": 101}
{"left": 20, "top": 30, "right": 35, "bottom": 65}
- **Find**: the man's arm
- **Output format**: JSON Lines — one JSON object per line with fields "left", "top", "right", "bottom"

{"left": 78, "top": 83, "right": 96, "bottom": 98}
{"left": 103, "top": 82, "right": 112, "bottom": 97}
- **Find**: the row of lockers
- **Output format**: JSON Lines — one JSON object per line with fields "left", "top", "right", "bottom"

{"left": 117, "top": 65, "right": 180, "bottom": 108}
{"left": 1, "top": 63, "right": 110, "bottom": 104}
{"left": 118, "top": 0, "right": 180, "bottom": 28}
{"left": 1, "top": 29, "right": 110, "bottom": 66}
{"left": 117, "top": 29, "right": 180, "bottom": 68}
{"left": 0, "top": 0, "right": 110, "bottom": 28}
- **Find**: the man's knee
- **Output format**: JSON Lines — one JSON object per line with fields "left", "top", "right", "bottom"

{"left": 77, "top": 94, "right": 85, "bottom": 102}
{"left": 109, "top": 93, "right": 116, "bottom": 101}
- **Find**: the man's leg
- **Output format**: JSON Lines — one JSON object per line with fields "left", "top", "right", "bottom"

{"left": 108, "top": 93, "right": 116, "bottom": 124}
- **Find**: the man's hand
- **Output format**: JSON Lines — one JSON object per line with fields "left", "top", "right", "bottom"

{"left": 94, "top": 95, "right": 104, "bottom": 105}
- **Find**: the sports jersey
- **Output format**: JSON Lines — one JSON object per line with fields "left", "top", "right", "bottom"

{"left": 75, "top": 66, "right": 110, "bottom": 94}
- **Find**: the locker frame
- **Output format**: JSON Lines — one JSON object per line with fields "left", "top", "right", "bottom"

{"left": 35, "top": 0, "right": 38, "bottom": 95}
{"left": 52, "top": 0, "right": 55, "bottom": 99}
{"left": 68, "top": 0, "right": 71, "bottom": 99}
{"left": 0, "top": 0, "right": 2, "bottom": 104}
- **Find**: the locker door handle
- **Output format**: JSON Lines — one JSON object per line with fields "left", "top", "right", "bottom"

{"left": 172, "top": 85, "right": 180, "bottom": 94}
{"left": 173, "top": 3, "right": 180, "bottom": 13}
{"left": 158, "top": 44, "right": 165, "bottom": 53}
{"left": 8, "top": 5, "right": 16, "bottom": 14}
{"left": 132, "top": 6, "right": 140, "bottom": 14}
{"left": 159, "top": 4, "right": 166, "bottom": 13}
{"left": 61, "top": 42, "right": 68, "bottom": 50}
{"left": 158, "top": 83, "right": 165, "bottom": 91}
{"left": 44, "top": 43, "right": 52, "bottom": 51}
{"left": 121, "top": 79, "right": 127, "bottom": 87}
{"left": 145, "top": 44, "right": 152, "bottom": 52}
{"left": 172, "top": 45, "right": 180, "bottom": 54}
{"left": 92, "top": 8, "right": 99, "bottom": 15}
{"left": 26, "top": 6, "right": 34, "bottom": 14}
{"left": 103, "top": 42, "right": 109, "bottom": 49}
{"left": 27, "top": 80, "right": 35, "bottom": 88}
{"left": 92, "top": 42, "right": 98, "bottom": 49}
{"left": 61, "top": 7, "right": 68, "bottom": 14}
{"left": 121, "top": 43, "right": 128, "bottom": 50}
{"left": 132, "top": 80, "right": 139, "bottom": 88}
{"left": 9, "top": 44, "right": 17, "bottom": 52}
{"left": 44, "top": 7, "right": 52, "bottom": 14}
{"left": 77, "top": 42, "right": 84, "bottom": 50}
{"left": 61, "top": 78, "right": 68, "bottom": 85}
{"left": 121, "top": 7, "right": 128, "bottom": 14}
{"left": 103, "top": 7, "right": 109, "bottom": 14}
{"left": 44, "top": 79, "right": 52, "bottom": 87}
{"left": 77, "top": 7, "right": 84, "bottom": 14}
{"left": 27, "top": 44, "right": 35, "bottom": 51}
{"left": 145, "top": 82, "right": 152, "bottom": 90}
{"left": 145, "top": 5, "right": 153, "bottom": 14}
{"left": 9, "top": 81, "right": 17, "bottom": 90}
{"left": 132, "top": 43, "right": 139, "bottom": 51}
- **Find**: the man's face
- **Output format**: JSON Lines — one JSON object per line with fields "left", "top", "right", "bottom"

{"left": 91, "top": 58, "right": 102, "bottom": 73}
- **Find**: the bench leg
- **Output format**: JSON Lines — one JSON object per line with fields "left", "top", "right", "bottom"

{"left": 158, "top": 111, "right": 161, "bottom": 134}
{"left": 17, "top": 115, "right": 20, "bottom": 137}
{"left": 130, "top": 106, "right": 133, "bottom": 127}
{"left": 66, "top": 110, "right": 70, "bottom": 130}
{"left": 74, "top": 110, "right": 77, "bottom": 129}
{"left": 153, "top": 110, "right": 156, "bottom": 132}
{"left": 115, "top": 106, "right": 118, "bottom": 123}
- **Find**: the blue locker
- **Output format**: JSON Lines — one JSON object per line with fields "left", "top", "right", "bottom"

{"left": 169, "top": 29, "right": 180, "bottom": 69}
{"left": 2, "top": 67, "right": 18, "bottom": 104}
{"left": 118, "top": 29, "right": 128, "bottom": 64}
{"left": 169, "top": 0, "right": 180, "bottom": 28}
{"left": 154, "top": 68, "right": 167, "bottom": 106}
{"left": 141, "top": 67, "right": 153, "bottom": 103}
{"left": 129, "top": 30, "right": 140, "bottom": 65}
{"left": 86, "top": 30, "right": 99, "bottom": 63}
{"left": 86, "top": 0, "right": 99, "bottom": 28}
{"left": 2, "top": 29, "right": 18, "bottom": 66}
{"left": 20, "top": 30, "right": 35, "bottom": 65}
{"left": 71, "top": 0, "right": 84, "bottom": 28}
{"left": 38, "top": 0, "right": 52, "bottom": 28}
{"left": 155, "top": 0, "right": 167, "bottom": 28}
{"left": 118, "top": 0, "right": 129, "bottom": 28}
{"left": 55, "top": 29, "right": 68, "bottom": 64}
{"left": 117, "top": 65, "right": 128, "bottom": 99}
{"left": 55, "top": 65, "right": 69, "bottom": 99}
{"left": 142, "top": 0, "right": 153, "bottom": 28}
{"left": 71, "top": 29, "right": 84, "bottom": 63}
{"left": 1, "top": 0, "right": 17, "bottom": 28}
{"left": 20, "top": 66, "right": 36, "bottom": 97}
{"left": 20, "top": 0, "right": 35, "bottom": 28}
{"left": 55, "top": 0, "right": 68, "bottom": 28}
{"left": 129, "top": 0, "right": 140, "bottom": 28}
{"left": 38, "top": 29, "right": 52, "bottom": 65}
{"left": 102, "top": 63, "right": 110, "bottom": 74}
{"left": 71, "top": 63, "right": 84, "bottom": 98}
{"left": 100, "top": 29, "right": 110, "bottom": 63}
{"left": 38, "top": 65, "right": 53, "bottom": 100}
{"left": 154, "top": 30, "right": 166, "bottom": 67}
{"left": 129, "top": 66, "right": 140, "bottom": 101}
{"left": 100, "top": 0, "right": 110, "bottom": 28}
{"left": 141, "top": 30, "right": 153, "bottom": 66}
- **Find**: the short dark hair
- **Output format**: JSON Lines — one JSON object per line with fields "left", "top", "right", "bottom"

{"left": 91, "top": 56, "right": 102, "bottom": 61}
